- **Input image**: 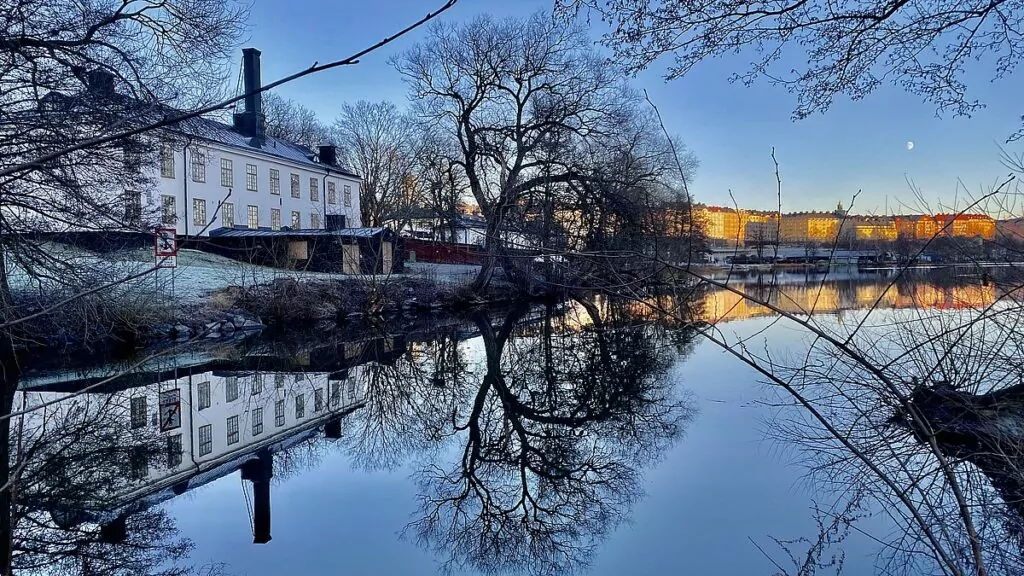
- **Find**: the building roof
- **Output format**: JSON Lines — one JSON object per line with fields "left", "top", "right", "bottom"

{"left": 40, "top": 86, "right": 361, "bottom": 179}
{"left": 208, "top": 227, "right": 387, "bottom": 239}
{"left": 167, "top": 114, "right": 361, "bottom": 179}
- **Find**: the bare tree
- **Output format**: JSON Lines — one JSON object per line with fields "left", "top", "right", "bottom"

{"left": 558, "top": 0, "right": 1024, "bottom": 120}
{"left": 333, "top": 100, "right": 419, "bottom": 228}
{"left": 261, "top": 92, "right": 332, "bottom": 151}
{"left": 394, "top": 12, "right": 695, "bottom": 291}
{"left": 414, "top": 137, "right": 469, "bottom": 242}
{"left": 406, "top": 301, "right": 697, "bottom": 575}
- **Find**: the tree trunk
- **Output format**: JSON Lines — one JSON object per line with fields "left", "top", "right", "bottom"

{"left": 0, "top": 348, "right": 19, "bottom": 576}
{"left": 472, "top": 256, "right": 497, "bottom": 292}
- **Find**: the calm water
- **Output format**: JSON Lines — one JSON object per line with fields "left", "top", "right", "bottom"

{"left": 11, "top": 270, "right": 1021, "bottom": 575}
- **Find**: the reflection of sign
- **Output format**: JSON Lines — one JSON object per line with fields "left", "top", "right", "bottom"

{"left": 159, "top": 389, "right": 181, "bottom": 431}
{"left": 154, "top": 228, "right": 178, "bottom": 268}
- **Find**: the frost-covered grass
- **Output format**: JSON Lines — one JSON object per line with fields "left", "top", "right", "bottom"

{"left": 7, "top": 244, "right": 481, "bottom": 305}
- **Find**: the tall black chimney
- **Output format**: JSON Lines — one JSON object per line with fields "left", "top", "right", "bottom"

{"left": 232, "top": 48, "right": 266, "bottom": 142}
{"left": 318, "top": 145, "right": 338, "bottom": 167}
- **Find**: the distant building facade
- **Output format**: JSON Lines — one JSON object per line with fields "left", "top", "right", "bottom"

{"left": 894, "top": 214, "right": 995, "bottom": 240}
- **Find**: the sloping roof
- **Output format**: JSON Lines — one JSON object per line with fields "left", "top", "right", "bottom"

{"left": 40, "top": 88, "right": 361, "bottom": 179}
{"left": 169, "top": 115, "right": 361, "bottom": 179}
{"left": 208, "top": 227, "right": 387, "bottom": 239}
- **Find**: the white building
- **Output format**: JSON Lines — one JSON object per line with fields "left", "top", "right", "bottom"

{"left": 19, "top": 365, "right": 367, "bottom": 540}
{"left": 132, "top": 48, "right": 362, "bottom": 237}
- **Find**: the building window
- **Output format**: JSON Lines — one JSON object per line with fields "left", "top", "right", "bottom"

{"left": 221, "top": 202, "right": 234, "bottom": 228}
{"left": 310, "top": 212, "right": 321, "bottom": 229}
{"left": 226, "top": 415, "right": 239, "bottom": 445}
{"left": 252, "top": 407, "right": 264, "bottom": 436}
{"left": 166, "top": 434, "right": 183, "bottom": 468}
{"left": 275, "top": 373, "right": 284, "bottom": 388}
{"left": 344, "top": 185, "right": 352, "bottom": 207}
{"left": 159, "top": 389, "right": 181, "bottom": 431}
{"left": 197, "top": 381, "right": 211, "bottom": 410}
{"left": 123, "top": 191, "right": 142, "bottom": 228}
{"left": 247, "top": 205, "right": 259, "bottom": 229}
{"left": 191, "top": 150, "right": 206, "bottom": 182}
{"left": 225, "top": 376, "right": 239, "bottom": 402}
{"left": 295, "top": 394, "right": 305, "bottom": 419}
{"left": 327, "top": 182, "right": 337, "bottom": 205}
{"left": 275, "top": 399, "right": 285, "bottom": 427}
{"left": 271, "top": 208, "right": 281, "bottom": 230}
{"left": 198, "top": 424, "right": 213, "bottom": 456}
{"left": 160, "top": 145, "right": 175, "bottom": 178}
{"left": 161, "top": 195, "right": 176, "bottom": 225}
{"left": 347, "top": 380, "right": 357, "bottom": 400}
{"left": 290, "top": 173, "right": 300, "bottom": 198}
{"left": 246, "top": 164, "right": 258, "bottom": 191}
{"left": 291, "top": 211, "right": 301, "bottom": 229}
{"left": 130, "top": 446, "right": 149, "bottom": 479}
{"left": 330, "top": 382, "right": 340, "bottom": 408}
{"left": 130, "top": 396, "right": 147, "bottom": 429}
{"left": 252, "top": 374, "right": 263, "bottom": 395}
{"left": 310, "top": 178, "right": 320, "bottom": 202}
{"left": 314, "top": 388, "right": 324, "bottom": 412}
{"left": 270, "top": 169, "right": 280, "bottom": 195}
{"left": 220, "top": 158, "right": 233, "bottom": 187}
{"left": 193, "top": 198, "right": 207, "bottom": 227}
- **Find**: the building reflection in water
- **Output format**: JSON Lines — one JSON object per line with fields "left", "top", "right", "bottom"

{"left": 697, "top": 273, "right": 1008, "bottom": 323}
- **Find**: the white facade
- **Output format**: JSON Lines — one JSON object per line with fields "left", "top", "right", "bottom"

{"left": 146, "top": 139, "right": 362, "bottom": 237}
{"left": 20, "top": 366, "right": 366, "bottom": 511}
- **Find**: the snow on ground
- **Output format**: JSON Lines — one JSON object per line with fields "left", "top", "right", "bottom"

{"left": 8, "top": 244, "right": 481, "bottom": 304}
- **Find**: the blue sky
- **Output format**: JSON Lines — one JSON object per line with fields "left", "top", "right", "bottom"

{"left": 244, "top": 0, "right": 1024, "bottom": 215}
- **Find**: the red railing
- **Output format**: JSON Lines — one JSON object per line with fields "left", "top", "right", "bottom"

{"left": 404, "top": 238, "right": 487, "bottom": 265}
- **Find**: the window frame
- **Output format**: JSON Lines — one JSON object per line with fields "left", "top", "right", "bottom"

{"left": 192, "top": 198, "right": 207, "bottom": 227}
{"left": 327, "top": 181, "right": 337, "bottom": 205}
{"left": 160, "top": 145, "right": 175, "bottom": 178}
{"left": 291, "top": 211, "right": 301, "bottom": 230}
{"left": 344, "top": 184, "right": 352, "bottom": 207}
{"left": 295, "top": 394, "right": 305, "bottom": 419}
{"left": 191, "top": 150, "right": 206, "bottom": 183}
{"left": 247, "top": 205, "right": 259, "bottom": 229}
{"left": 270, "top": 169, "right": 280, "bottom": 195}
{"left": 198, "top": 424, "right": 213, "bottom": 456}
{"left": 130, "top": 396, "right": 147, "bottom": 429}
{"left": 220, "top": 158, "right": 233, "bottom": 187}
{"left": 197, "top": 381, "right": 211, "bottom": 410}
{"left": 166, "top": 434, "right": 183, "bottom": 468}
{"left": 310, "top": 212, "right": 321, "bottom": 229}
{"left": 275, "top": 399, "right": 286, "bottom": 427}
{"left": 270, "top": 208, "right": 281, "bottom": 231}
{"left": 161, "top": 195, "right": 176, "bottom": 225}
{"left": 245, "top": 163, "right": 258, "bottom": 192}
{"left": 221, "top": 202, "right": 234, "bottom": 228}
{"left": 310, "top": 177, "right": 320, "bottom": 202}
{"left": 226, "top": 415, "right": 239, "bottom": 445}
{"left": 225, "top": 376, "right": 239, "bottom": 402}
{"left": 314, "top": 388, "right": 324, "bottom": 412}
{"left": 252, "top": 407, "right": 264, "bottom": 436}
{"left": 290, "top": 173, "right": 300, "bottom": 198}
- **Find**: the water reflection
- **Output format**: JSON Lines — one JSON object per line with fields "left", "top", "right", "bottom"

{"left": 3, "top": 299, "right": 699, "bottom": 575}
{"left": 8, "top": 270, "right": 1024, "bottom": 575}
{"left": 700, "top": 270, "right": 1012, "bottom": 323}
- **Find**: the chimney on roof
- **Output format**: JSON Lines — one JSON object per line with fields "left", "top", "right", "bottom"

{"left": 232, "top": 48, "right": 266, "bottom": 143}
{"left": 85, "top": 69, "right": 116, "bottom": 95}
{"left": 318, "top": 145, "right": 338, "bottom": 167}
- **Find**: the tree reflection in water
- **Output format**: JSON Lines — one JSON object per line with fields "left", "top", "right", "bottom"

{"left": 346, "top": 300, "right": 699, "bottom": 575}
{"left": 0, "top": 298, "right": 700, "bottom": 575}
